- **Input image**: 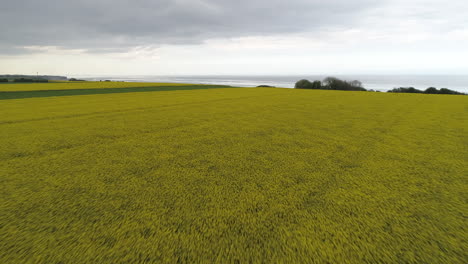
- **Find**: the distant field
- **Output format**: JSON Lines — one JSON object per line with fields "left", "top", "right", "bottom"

{"left": 0, "top": 81, "right": 200, "bottom": 91}
{"left": 1, "top": 83, "right": 467, "bottom": 263}
{"left": 0, "top": 84, "right": 231, "bottom": 100}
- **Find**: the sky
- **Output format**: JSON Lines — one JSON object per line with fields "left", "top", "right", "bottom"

{"left": 1, "top": 0, "right": 467, "bottom": 76}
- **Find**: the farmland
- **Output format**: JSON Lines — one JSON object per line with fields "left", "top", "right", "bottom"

{"left": 1, "top": 82, "right": 467, "bottom": 263}
{"left": 0, "top": 82, "right": 230, "bottom": 100}
{"left": 0, "top": 81, "right": 199, "bottom": 91}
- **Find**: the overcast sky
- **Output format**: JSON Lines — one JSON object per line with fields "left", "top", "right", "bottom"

{"left": 1, "top": 0, "right": 467, "bottom": 75}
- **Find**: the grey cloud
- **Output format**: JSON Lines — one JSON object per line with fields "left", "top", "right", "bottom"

{"left": 1, "top": 0, "right": 381, "bottom": 54}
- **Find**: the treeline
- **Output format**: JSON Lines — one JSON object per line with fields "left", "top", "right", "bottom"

{"left": 0, "top": 78, "right": 49, "bottom": 83}
{"left": 13, "top": 78, "right": 48, "bottom": 83}
{"left": 295, "top": 77, "right": 465, "bottom": 95}
{"left": 0, "top": 74, "right": 67, "bottom": 81}
{"left": 295, "top": 77, "right": 366, "bottom": 91}
{"left": 387, "top": 87, "right": 464, "bottom": 95}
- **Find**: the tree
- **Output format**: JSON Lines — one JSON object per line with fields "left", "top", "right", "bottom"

{"left": 323, "top": 77, "right": 340, "bottom": 89}
{"left": 438, "top": 88, "right": 463, "bottom": 95}
{"left": 350, "top": 80, "right": 363, "bottom": 88}
{"left": 424, "top": 87, "right": 439, "bottom": 94}
{"left": 295, "top": 77, "right": 366, "bottom": 92}
{"left": 311, "top": 80, "right": 322, "bottom": 89}
{"left": 295, "top": 79, "right": 323, "bottom": 89}
{"left": 295, "top": 79, "right": 313, "bottom": 89}
{"left": 387, "top": 87, "right": 423, "bottom": 93}
{"left": 322, "top": 77, "right": 366, "bottom": 91}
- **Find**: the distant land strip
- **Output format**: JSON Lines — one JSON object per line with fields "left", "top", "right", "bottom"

{"left": 0, "top": 85, "right": 232, "bottom": 100}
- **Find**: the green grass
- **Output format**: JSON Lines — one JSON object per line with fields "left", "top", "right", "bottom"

{"left": 0, "top": 85, "right": 231, "bottom": 100}
{"left": 1, "top": 83, "right": 467, "bottom": 263}
{"left": 0, "top": 81, "right": 201, "bottom": 91}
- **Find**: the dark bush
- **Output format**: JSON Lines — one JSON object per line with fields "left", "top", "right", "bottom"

{"left": 438, "top": 88, "right": 464, "bottom": 95}
{"left": 295, "top": 80, "right": 322, "bottom": 89}
{"left": 295, "top": 79, "right": 313, "bottom": 89}
{"left": 0, "top": 78, "right": 8, "bottom": 82}
{"left": 387, "top": 87, "right": 423, "bottom": 93}
{"left": 257, "top": 85, "right": 275, "bottom": 87}
{"left": 389, "top": 87, "right": 464, "bottom": 95}
{"left": 424, "top": 87, "right": 439, "bottom": 94}
{"left": 311, "top": 80, "right": 322, "bottom": 89}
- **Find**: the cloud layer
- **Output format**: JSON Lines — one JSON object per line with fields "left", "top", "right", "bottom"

{"left": 1, "top": 0, "right": 381, "bottom": 53}
{"left": 1, "top": 0, "right": 467, "bottom": 75}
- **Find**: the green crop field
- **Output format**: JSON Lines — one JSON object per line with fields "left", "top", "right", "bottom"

{"left": 0, "top": 81, "right": 197, "bottom": 91}
{"left": 1, "top": 82, "right": 467, "bottom": 263}
{"left": 0, "top": 81, "right": 231, "bottom": 100}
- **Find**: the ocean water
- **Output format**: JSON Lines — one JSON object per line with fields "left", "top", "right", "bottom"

{"left": 78, "top": 75, "right": 468, "bottom": 93}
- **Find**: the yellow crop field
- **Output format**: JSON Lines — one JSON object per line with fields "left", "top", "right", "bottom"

{"left": 1, "top": 84, "right": 467, "bottom": 263}
{"left": 0, "top": 81, "right": 196, "bottom": 92}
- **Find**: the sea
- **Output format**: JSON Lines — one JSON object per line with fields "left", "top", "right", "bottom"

{"left": 77, "top": 75, "right": 468, "bottom": 93}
